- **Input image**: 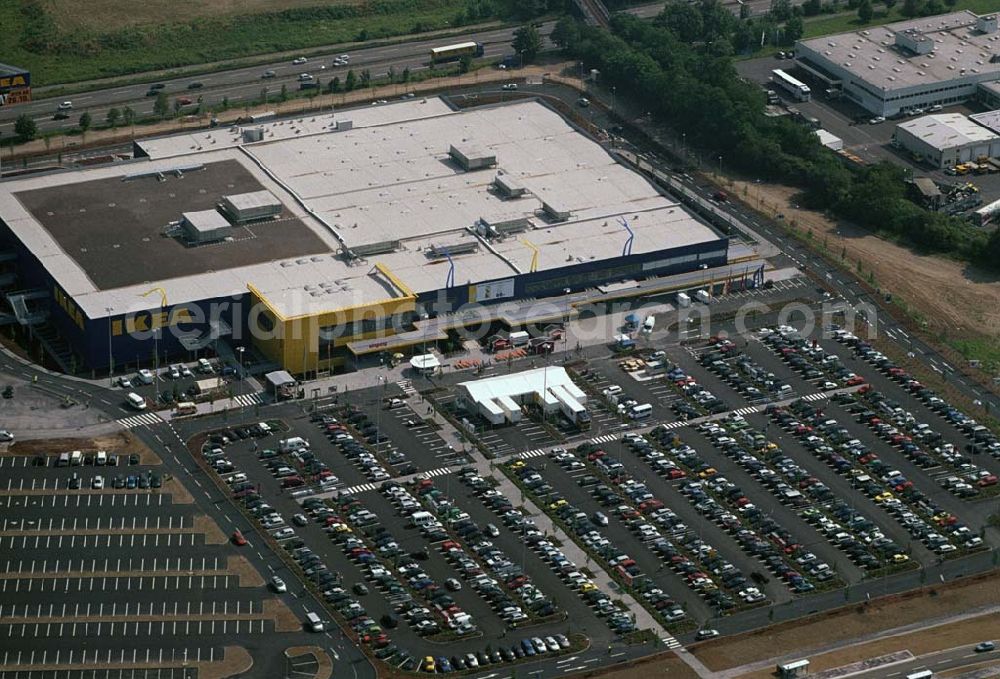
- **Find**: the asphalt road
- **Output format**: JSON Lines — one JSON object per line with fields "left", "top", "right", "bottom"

{"left": 0, "top": 0, "right": 796, "bottom": 139}
{"left": 866, "top": 642, "right": 999, "bottom": 678}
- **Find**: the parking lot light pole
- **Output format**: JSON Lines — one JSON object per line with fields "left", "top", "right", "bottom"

{"left": 106, "top": 306, "right": 114, "bottom": 387}
{"left": 236, "top": 346, "right": 245, "bottom": 422}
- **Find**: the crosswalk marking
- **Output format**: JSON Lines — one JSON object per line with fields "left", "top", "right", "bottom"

{"left": 732, "top": 405, "right": 760, "bottom": 417}
{"left": 231, "top": 392, "right": 263, "bottom": 408}
{"left": 341, "top": 482, "right": 378, "bottom": 495}
{"left": 426, "top": 466, "right": 458, "bottom": 478}
{"left": 117, "top": 412, "right": 164, "bottom": 429}
{"left": 802, "top": 392, "right": 828, "bottom": 403}
{"left": 590, "top": 434, "right": 619, "bottom": 445}
{"left": 397, "top": 380, "right": 416, "bottom": 396}
{"left": 517, "top": 448, "right": 548, "bottom": 460}
{"left": 661, "top": 636, "right": 682, "bottom": 649}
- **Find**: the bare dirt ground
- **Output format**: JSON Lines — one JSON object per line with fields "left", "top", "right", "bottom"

{"left": 227, "top": 554, "right": 265, "bottom": 588}
{"left": 162, "top": 476, "right": 193, "bottom": 504}
{"left": 263, "top": 598, "right": 304, "bottom": 633}
{"left": 730, "top": 180, "right": 1000, "bottom": 342}
{"left": 693, "top": 571, "right": 1000, "bottom": 671}
{"left": 6, "top": 431, "right": 160, "bottom": 462}
{"left": 734, "top": 611, "right": 1000, "bottom": 678}
{"left": 193, "top": 513, "right": 226, "bottom": 544}
{"left": 198, "top": 646, "right": 253, "bottom": 679}
{"left": 285, "top": 647, "right": 333, "bottom": 679}
{"left": 49, "top": 0, "right": 361, "bottom": 32}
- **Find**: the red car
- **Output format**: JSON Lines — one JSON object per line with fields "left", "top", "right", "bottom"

{"left": 845, "top": 376, "right": 866, "bottom": 387}
{"left": 177, "top": 96, "right": 193, "bottom": 105}
{"left": 231, "top": 529, "right": 247, "bottom": 546}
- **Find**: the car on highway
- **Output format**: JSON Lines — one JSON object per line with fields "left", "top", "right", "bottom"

{"left": 177, "top": 97, "right": 193, "bottom": 105}
{"left": 292, "top": 57, "right": 307, "bottom": 65}
{"left": 502, "top": 83, "right": 517, "bottom": 90}
{"left": 231, "top": 529, "right": 247, "bottom": 546}
{"left": 262, "top": 70, "right": 276, "bottom": 79}
{"left": 270, "top": 576, "right": 287, "bottom": 593}
{"left": 187, "top": 81, "right": 203, "bottom": 89}
{"left": 695, "top": 629, "right": 719, "bottom": 640}
{"left": 53, "top": 111, "right": 70, "bottom": 120}
{"left": 869, "top": 116, "right": 885, "bottom": 124}
{"left": 57, "top": 101, "right": 73, "bottom": 110}
{"left": 975, "top": 641, "right": 996, "bottom": 652}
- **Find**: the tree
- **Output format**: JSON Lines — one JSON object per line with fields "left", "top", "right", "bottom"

{"left": 740, "top": 2, "right": 751, "bottom": 19}
{"left": 550, "top": 16, "right": 580, "bottom": 49}
{"left": 770, "top": 0, "right": 793, "bottom": 21}
{"left": 901, "top": 0, "right": 922, "bottom": 17}
{"left": 802, "top": 0, "right": 823, "bottom": 14}
{"left": 345, "top": 69, "right": 357, "bottom": 91}
{"left": 329, "top": 76, "right": 341, "bottom": 93}
{"left": 153, "top": 91, "right": 170, "bottom": 118}
{"left": 360, "top": 69, "right": 372, "bottom": 88}
{"left": 858, "top": 0, "right": 873, "bottom": 23}
{"left": 402, "top": 67, "right": 411, "bottom": 83}
{"left": 78, "top": 111, "right": 92, "bottom": 133}
{"left": 784, "top": 16, "right": 804, "bottom": 43}
{"left": 883, "top": 0, "right": 897, "bottom": 9}
{"left": 280, "top": 84, "right": 288, "bottom": 101}
{"left": 387, "top": 66, "right": 396, "bottom": 83}
{"left": 14, "top": 114, "right": 37, "bottom": 141}
{"left": 122, "top": 106, "right": 135, "bottom": 126}
{"left": 459, "top": 54, "right": 473, "bottom": 73}
{"left": 106, "top": 107, "right": 121, "bottom": 128}
{"left": 173, "top": 98, "right": 183, "bottom": 115}
{"left": 260, "top": 87, "right": 269, "bottom": 104}
{"left": 512, "top": 24, "right": 542, "bottom": 62}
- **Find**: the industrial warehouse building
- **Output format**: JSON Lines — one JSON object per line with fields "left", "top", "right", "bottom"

{"left": 457, "top": 366, "right": 588, "bottom": 426}
{"left": 795, "top": 11, "right": 1000, "bottom": 117}
{"left": 0, "top": 98, "right": 731, "bottom": 375}
{"left": 893, "top": 113, "right": 1000, "bottom": 167}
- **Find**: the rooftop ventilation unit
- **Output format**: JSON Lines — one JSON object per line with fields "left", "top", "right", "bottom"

{"left": 427, "top": 242, "right": 479, "bottom": 258}
{"left": 541, "top": 200, "right": 571, "bottom": 223}
{"left": 180, "top": 209, "right": 232, "bottom": 244}
{"left": 895, "top": 28, "right": 934, "bottom": 55}
{"left": 977, "top": 14, "right": 998, "bottom": 35}
{"left": 219, "top": 190, "right": 282, "bottom": 224}
{"left": 241, "top": 127, "right": 265, "bottom": 143}
{"left": 345, "top": 240, "right": 401, "bottom": 259}
{"left": 449, "top": 144, "right": 496, "bottom": 171}
{"left": 492, "top": 173, "right": 526, "bottom": 199}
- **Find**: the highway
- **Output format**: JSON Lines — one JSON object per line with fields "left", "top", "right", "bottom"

{"left": 0, "top": 0, "right": 790, "bottom": 139}
{"left": 864, "top": 642, "right": 998, "bottom": 678}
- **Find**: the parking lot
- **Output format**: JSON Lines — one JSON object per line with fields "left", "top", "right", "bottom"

{"left": 0, "top": 437, "right": 299, "bottom": 677}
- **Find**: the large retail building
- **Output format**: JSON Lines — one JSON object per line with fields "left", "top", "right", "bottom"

{"left": 795, "top": 11, "right": 1000, "bottom": 116}
{"left": 0, "top": 98, "right": 731, "bottom": 375}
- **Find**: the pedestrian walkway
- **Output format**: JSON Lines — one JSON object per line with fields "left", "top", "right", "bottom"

{"left": 229, "top": 392, "right": 263, "bottom": 408}
{"left": 116, "top": 412, "right": 164, "bottom": 430}
{"left": 396, "top": 380, "right": 416, "bottom": 396}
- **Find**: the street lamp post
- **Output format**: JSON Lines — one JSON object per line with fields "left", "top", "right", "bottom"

{"left": 718, "top": 155, "right": 723, "bottom": 177}
{"left": 236, "top": 346, "right": 245, "bottom": 422}
{"left": 106, "top": 307, "right": 114, "bottom": 386}
{"left": 611, "top": 85, "right": 616, "bottom": 116}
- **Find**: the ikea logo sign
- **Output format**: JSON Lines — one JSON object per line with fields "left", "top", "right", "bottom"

{"left": 0, "top": 75, "right": 29, "bottom": 89}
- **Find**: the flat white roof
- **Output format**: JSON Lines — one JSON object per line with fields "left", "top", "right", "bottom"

{"left": 183, "top": 209, "right": 230, "bottom": 232}
{"left": 798, "top": 11, "right": 1000, "bottom": 94}
{"left": 896, "top": 113, "right": 999, "bottom": 150}
{"left": 459, "top": 366, "right": 584, "bottom": 405}
{"left": 970, "top": 108, "right": 1000, "bottom": 135}
{"left": 1, "top": 98, "right": 722, "bottom": 319}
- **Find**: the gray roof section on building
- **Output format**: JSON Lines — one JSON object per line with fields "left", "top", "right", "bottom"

{"left": 798, "top": 11, "right": 1000, "bottom": 93}
{"left": 896, "top": 113, "right": 1000, "bottom": 150}
{"left": 0, "top": 63, "right": 28, "bottom": 77}
{"left": 970, "top": 108, "right": 1000, "bottom": 134}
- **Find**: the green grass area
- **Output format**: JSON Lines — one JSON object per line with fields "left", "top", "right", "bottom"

{"left": 801, "top": 0, "right": 1000, "bottom": 40}
{"left": 946, "top": 336, "right": 1000, "bottom": 373}
{"left": 5, "top": 0, "right": 492, "bottom": 86}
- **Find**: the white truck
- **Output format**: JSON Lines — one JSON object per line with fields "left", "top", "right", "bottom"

{"left": 695, "top": 289, "right": 711, "bottom": 304}
{"left": 676, "top": 292, "right": 691, "bottom": 308}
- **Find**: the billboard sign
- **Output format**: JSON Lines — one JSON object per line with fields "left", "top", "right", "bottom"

{"left": 0, "top": 66, "right": 32, "bottom": 107}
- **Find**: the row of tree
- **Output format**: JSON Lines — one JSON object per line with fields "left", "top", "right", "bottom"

{"left": 550, "top": 6, "right": 1000, "bottom": 268}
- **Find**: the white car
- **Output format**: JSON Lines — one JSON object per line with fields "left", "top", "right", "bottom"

{"left": 270, "top": 576, "right": 287, "bottom": 592}
{"left": 292, "top": 57, "right": 307, "bottom": 65}
{"left": 57, "top": 101, "right": 73, "bottom": 111}
{"left": 339, "top": 54, "right": 350, "bottom": 61}
{"left": 298, "top": 73, "right": 313, "bottom": 81}
{"left": 168, "top": 365, "right": 181, "bottom": 379}
{"left": 117, "top": 376, "right": 133, "bottom": 389}
{"left": 92, "top": 475, "right": 104, "bottom": 490}
{"left": 136, "top": 369, "right": 154, "bottom": 385}
{"left": 0, "top": 430, "right": 13, "bottom": 443}
{"left": 869, "top": 116, "right": 885, "bottom": 124}
{"left": 180, "top": 365, "right": 193, "bottom": 377}
{"left": 502, "top": 83, "right": 517, "bottom": 90}
{"left": 695, "top": 629, "right": 719, "bottom": 640}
